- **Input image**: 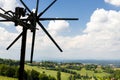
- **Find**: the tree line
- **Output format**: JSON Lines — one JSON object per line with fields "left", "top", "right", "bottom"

{"left": 0, "top": 58, "right": 19, "bottom": 66}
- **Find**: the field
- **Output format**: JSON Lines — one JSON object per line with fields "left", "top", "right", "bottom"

{"left": 0, "top": 65, "right": 111, "bottom": 80}
{"left": 25, "top": 64, "right": 110, "bottom": 80}
{"left": 71, "top": 68, "right": 110, "bottom": 77}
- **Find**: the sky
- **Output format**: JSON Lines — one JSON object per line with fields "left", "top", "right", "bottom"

{"left": 0, "top": 0, "right": 120, "bottom": 60}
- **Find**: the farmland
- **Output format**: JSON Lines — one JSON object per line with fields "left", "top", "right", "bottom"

{"left": 25, "top": 62, "right": 112, "bottom": 80}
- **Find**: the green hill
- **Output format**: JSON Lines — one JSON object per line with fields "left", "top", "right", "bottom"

{"left": 25, "top": 64, "right": 110, "bottom": 80}
{"left": 0, "top": 58, "right": 119, "bottom": 80}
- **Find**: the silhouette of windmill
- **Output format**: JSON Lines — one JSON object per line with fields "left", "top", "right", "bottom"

{"left": 0, "top": 0, "right": 78, "bottom": 80}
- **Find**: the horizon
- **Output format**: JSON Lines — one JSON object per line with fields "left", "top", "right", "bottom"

{"left": 1, "top": 57, "right": 120, "bottom": 61}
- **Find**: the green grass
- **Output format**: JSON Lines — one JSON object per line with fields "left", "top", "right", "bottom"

{"left": 25, "top": 65, "right": 111, "bottom": 80}
{"left": 0, "top": 76, "right": 17, "bottom": 80}
{"left": 25, "top": 65, "right": 71, "bottom": 80}
{"left": 69, "top": 68, "right": 110, "bottom": 77}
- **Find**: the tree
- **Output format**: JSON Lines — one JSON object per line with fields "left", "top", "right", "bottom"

{"left": 31, "top": 69, "right": 40, "bottom": 80}
{"left": 68, "top": 75, "right": 72, "bottom": 80}
{"left": 5, "top": 67, "right": 16, "bottom": 77}
{"left": 39, "top": 73, "right": 49, "bottom": 80}
{"left": 48, "top": 75, "right": 56, "bottom": 80}
{"left": 26, "top": 70, "right": 32, "bottom": 80}
{"left": 111, "top": 70, "right": 120, "bottom": 79}
{"left": 57, "top": 71, "right": 61, "bottom": 80}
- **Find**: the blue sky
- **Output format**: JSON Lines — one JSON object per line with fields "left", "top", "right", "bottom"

{"left": 0, "top": 0, "right": 120, "bottom": 60}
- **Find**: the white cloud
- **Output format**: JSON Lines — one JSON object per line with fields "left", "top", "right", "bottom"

{"left": 55, "top": 8, "right": 120, "bottom": 59}
{"left": 0, "top": 27, "right": 18, "bottom": 48}
{"left": 48, "top": 20, "right": 69, "bottom": 35}
{"left": 0, "top": 0, "right": 19, "bottom": 11}
{"left": 58, "top": 9, "right": 120, "bottom": 52}
{"left": 0, "top": 0, "right": 20, "bottom": 26}
{"left": 105, "top": 0, "right": 120, "bottom": 7}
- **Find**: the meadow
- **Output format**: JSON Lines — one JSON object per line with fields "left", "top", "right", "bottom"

{"left": 25, "top": 65, "right": 71, "bottom": 80}
{"left": 24, "top": 63, "right": 111, "bottom": 80}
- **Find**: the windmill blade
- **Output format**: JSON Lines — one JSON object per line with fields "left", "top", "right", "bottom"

{"left": 20, "top": 18, "right": 79, "bottom": 21}
{"left": 20, "top": 0, "right": 32, "bottom": 13}
{"left": 38, "top": 0, "right": 57, "bottom": 17}
{"left": 0, "top": 13, "right": 13, "bottom": 21}
{"left": 0, "top": 20, "right": 12, "bottom": 22}
{"left": 35, "top": 0, "right": 39, "bottom": 15}
{"left": 0, "top": 7, "right": 6, "bottom": 13}
{"left": 37, "top": 21, "right": 63, "bottom": 52}
{"left": 0, "top": 8, "right": 13, "bottom": 17}
{"left": 39, "top": 18, "right": 79, "bottom": 21}
{"left": 30, "top": 30, "right": 36, "bottom": 63}
{"left": 18, "top": 17, "right": 79, "bottom": 21}
{"left": 6, "top": 32, "right": 23, "bottom": 50}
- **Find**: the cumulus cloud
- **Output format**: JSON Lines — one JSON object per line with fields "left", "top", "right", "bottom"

{"left": 105, "top": 0, "right": 120, "bottom": 7}
{"left": 84, "top": 8, "right": 120, "bottom": 47}
{"left": 0, "top": 0, "right": 20, "bottom": 26}
{"left": 0, "top": 0, "right": 19, "bottom": 11}
{"left": 0, "top": 27, "right": 18, "bottom": 48}
{"left": 71, "top": 9, "right": 120, "bottom": 51}
{"left": 48, "top": 20, "right": 69, "bottom": 35}
{"left": 56, "top": 8, "right": 120, "bottom": 60}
